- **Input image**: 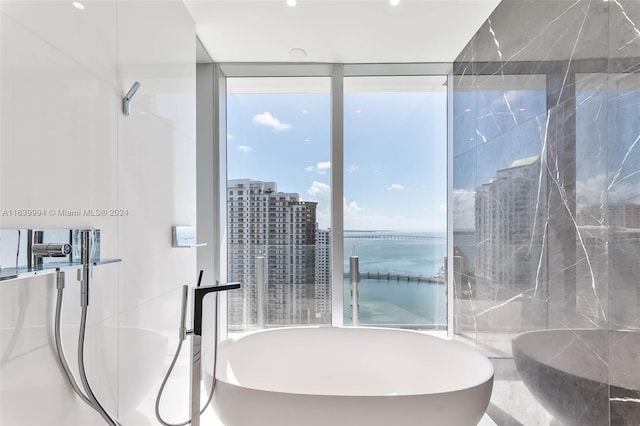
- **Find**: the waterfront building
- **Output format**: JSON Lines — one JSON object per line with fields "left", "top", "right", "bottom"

{"left": 228, "top": 179, "right": 317, "bottom": 329}
{"left": 576, "top": 203, "right": 640, "bottom": 322}
{"left": 315, "top": 228, "right": 331, "bottom": 321}
{"left": 475, "top": 156, "right": 546, "bottom": 300}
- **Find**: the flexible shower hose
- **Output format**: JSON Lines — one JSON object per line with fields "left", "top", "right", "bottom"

{"left": 155, "top": 292, "right": 219, "bottom": 426}
{"left": 54, "top": 286, "right": 93, "bottom": 408}
{"left": 78, "top": 305, "right": 121, "bottom": 426}
{"left": 53, "top": 277, "right": 121, "bottom": 426}
{"left": 56, "top": 273, "right": 217, "bottom": 426}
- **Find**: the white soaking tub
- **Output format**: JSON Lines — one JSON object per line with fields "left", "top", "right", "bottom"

{"left": 211, "top": 327, "right": 493, "bottom": 426}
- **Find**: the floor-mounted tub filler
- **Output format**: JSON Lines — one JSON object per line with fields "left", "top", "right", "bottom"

{"left": 156, "top": 272, "right": 241, "bottom": 426}
{"left": 210, "top": 327, "right": 494, "bottom": 426}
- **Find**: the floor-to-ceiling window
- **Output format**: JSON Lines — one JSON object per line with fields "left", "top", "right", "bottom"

{"left": 225, "top": 77, "right": 331, "bottom": 331}
{"left": 342, "top": 76, "right": 447, "bottom": 327}
{"left": 222, "top": 66, "right": 449, "bottom": 333}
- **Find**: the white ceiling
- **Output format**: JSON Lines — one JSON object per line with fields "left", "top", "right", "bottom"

{"left": 185, "top": 0, "right": 500, "bottom": 64}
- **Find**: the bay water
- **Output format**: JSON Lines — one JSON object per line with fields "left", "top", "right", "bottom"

{"left": 341, "top": 231, "right": 447, "bottom": 327}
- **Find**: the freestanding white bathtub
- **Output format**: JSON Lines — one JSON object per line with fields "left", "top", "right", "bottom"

{"left": 211, "top": 327, "right": 493, "bottom": 426}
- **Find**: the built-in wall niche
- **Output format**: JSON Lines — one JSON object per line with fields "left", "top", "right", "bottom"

{"left": 0, "top": 229, "right": 119, "bottom": 282}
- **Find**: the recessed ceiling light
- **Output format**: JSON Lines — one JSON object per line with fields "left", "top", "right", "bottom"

{"left": 301, "top": 109, "right": 308, "bottom": 114}
{"left": 289, "top": 48, "right": 307, "bottom": 60}
{"left": 464, "top": 108, "right": 471, "bottom": 112}
{"left": 305, "top": 139, "right": 311, "bottom": 142}
{"left": 287, "top": 0, "right": 297, "bottom": 6}
{"left": 72, "top": 2, "right": 85, "bottom": 10}
{"left": 519, "top": 107, "right": 526, "bottom": 111}
{"left": 355, "top": 110, "right": 362, "bottom": 114}
{"left": 390, "top": 0, "right": 400, "bottom": 6}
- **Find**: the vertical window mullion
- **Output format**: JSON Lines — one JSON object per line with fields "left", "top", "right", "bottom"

{"left": 331, "top": 64, "right": 344, "bottom": 327}
{"left": 446, "top": 71, "right": 454, "bottom": 338}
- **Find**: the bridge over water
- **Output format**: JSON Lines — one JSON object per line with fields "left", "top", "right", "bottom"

{"left": 343, "top": 271, "right": 444, "bottom": 283}
{"left": 344, "top": 234, "right": 445, "bottom": 241}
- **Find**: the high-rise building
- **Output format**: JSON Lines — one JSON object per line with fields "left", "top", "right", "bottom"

{"left": 573, "top": 223, "right": 607, "bottom": 320}
{"left": 576, "top": 203, "right": 640, "bottom": 322}
{"left": 578, "top": 203, "right": 640, "bottom": 229}
{"left": 315, "top": 228, "right": 331, "bottom": 321}
{"left": 227, "top": 179, "right": 317, "bottom": 329}
{"left": 610, "top": 204, "right": 640, "bottom": 229}
{"left": 475, "top": 156, "right": 546, "bottom": 299}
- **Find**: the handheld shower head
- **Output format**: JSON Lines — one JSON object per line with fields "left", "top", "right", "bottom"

{"left": 123, "top": 81, "right": 141, "bottom": 117}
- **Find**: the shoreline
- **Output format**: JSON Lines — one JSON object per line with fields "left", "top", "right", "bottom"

{"left": 342, "top": 271, "right": 445, "bottom": 284}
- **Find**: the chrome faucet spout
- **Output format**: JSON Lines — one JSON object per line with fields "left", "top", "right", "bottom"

{"left": 192, "top": 282, "right": 241, "bottom": 336}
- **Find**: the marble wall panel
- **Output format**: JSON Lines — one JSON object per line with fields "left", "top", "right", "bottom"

{"left": 452, "top": 0, "right": 640, "bottom": 424}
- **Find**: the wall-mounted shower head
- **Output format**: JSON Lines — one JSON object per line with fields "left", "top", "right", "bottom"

{"left": 123, "top": 81, "right": 141, "bottom": 117}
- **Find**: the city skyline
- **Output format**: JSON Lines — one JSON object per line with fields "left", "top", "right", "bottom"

{"left": 226, "top": 178, "right": 447, "bottom": 329}
{"left": 227, "top": 83, "right": 447, "bottom": 232}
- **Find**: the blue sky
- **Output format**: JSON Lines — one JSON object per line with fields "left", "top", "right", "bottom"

{"left": 227, "top": 88, "right": 447, "bottom": 232}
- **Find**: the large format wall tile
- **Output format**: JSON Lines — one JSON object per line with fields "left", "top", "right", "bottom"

{"left": 0, "top": 3, "right": 118, "bottom": 231}
{"left": 0, "top": 2, "right": 120, "bottom": 424}
{"left": 116, "top": 0, "right": 196, "bottom": 422}
{"left": 453, "top": 0, "right": 640, "bottom": 424}
{"left": 0, "top": 0, "right": 196, "bottom": 424}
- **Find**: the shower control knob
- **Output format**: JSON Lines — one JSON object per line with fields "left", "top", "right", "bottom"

{"left": 32, "top": 243, "right": 72, "bottom": 257}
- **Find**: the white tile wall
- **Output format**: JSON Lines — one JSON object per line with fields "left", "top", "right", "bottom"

{"left": 0, "top": 0, "right": 196, "bottom": 424}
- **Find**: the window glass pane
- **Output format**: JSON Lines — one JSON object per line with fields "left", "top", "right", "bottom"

{"left": 343, "top": 76, "right": 447, "bottom": 328}
{"left": 452, "top": 74, "right": 548, "bottom": 353}
{"left": 226, "top": 77, "right": 331, "bottom": 331}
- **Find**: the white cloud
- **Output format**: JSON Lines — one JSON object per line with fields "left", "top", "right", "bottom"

{"left": 347, "top": 164, "right": 359, "bottom": 174}
{"left": 227, "top": 133, "right": 234, "bottom": 140}
{"left": 312, "top": 161, "right": 330, "bottom": 175}
{"left": 306, "top": 181, "right": 364, "bottom": 229}
{"left": 387, "top": 184, "right": 405, "bottom": 191}
{"left": 308, "top": 181, "right": 330, "bottom": 197}
{"left": 344, "top": 199, "right": 363, "bottom": 215}
{"left": 576, "top": 174, "right": 606, "bottom": 207}
{"left": 307, "top": 181, "right": 331, "bottom": 228}
{"left": 453, "top": 189, "right": 476, "bottom": 229}
{"left": 307, "top": 181, "right": 448, "bottom": 231}
{"left": 303, "top": 162, "right": 331, "bottom": 175}
{"left": 252, "top": 112, "right": 292, "bottom": 131}
{"left": 343, "top": 207, "right": 443, "bottom": 231}
{"left": 306, "top": 180, "right": 445, "bottom": 231}
{"left": 343, "top": 197, "right": 365, "bottom": 229}
{"left": 237, "top": 145, "right": 253, "bottom": 153}
{"left": 577, "top": 172, "right": 640, "bottom": 207}
{"left": 610, "top": 178, "right": 640, "bottom": 204}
